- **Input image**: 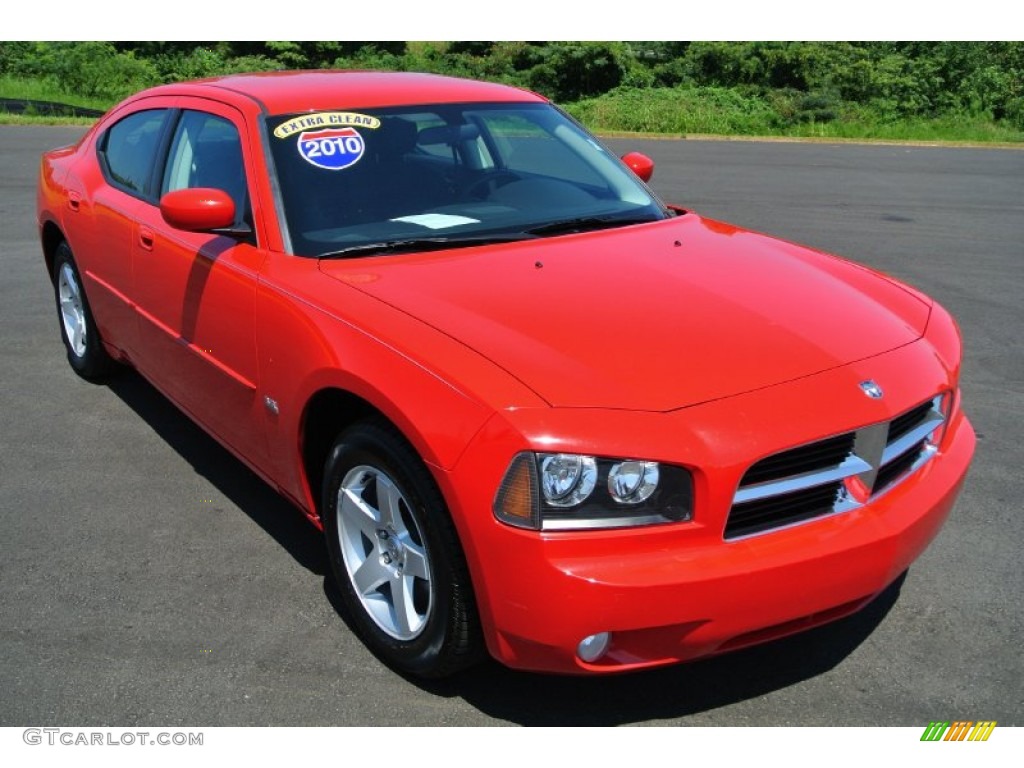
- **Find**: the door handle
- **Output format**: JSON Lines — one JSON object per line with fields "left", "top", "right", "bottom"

{"left": 139, "top": 227, "right": 154, "bottom": 251}
{"left": 67, "top": 191, "right": 81, "bottom": 212}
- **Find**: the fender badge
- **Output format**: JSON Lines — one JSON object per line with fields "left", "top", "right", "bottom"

{"left": 859, "top": 380, "right": 884, "bottom": 399}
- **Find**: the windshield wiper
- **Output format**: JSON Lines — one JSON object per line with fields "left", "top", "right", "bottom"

{"left": 318, "top": 234, "right": 533, "bottom": 259}
{"left": 525, "top": 215, "right": 660, "bottom": 237}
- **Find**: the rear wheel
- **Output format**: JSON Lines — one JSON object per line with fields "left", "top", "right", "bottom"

{"left": 52, "top": 241, "right": 113, "bottom": 381}
{"left": 322, "top": 420, "right": 483, "bottom": 677}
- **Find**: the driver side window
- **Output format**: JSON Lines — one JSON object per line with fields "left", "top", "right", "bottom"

{"left": 162, "top": 111, "right": 251, "bottom": 227}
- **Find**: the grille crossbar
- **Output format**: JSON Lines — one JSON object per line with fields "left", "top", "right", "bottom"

{"left": 726, "top": 395, "right": 946, "bottom": 540}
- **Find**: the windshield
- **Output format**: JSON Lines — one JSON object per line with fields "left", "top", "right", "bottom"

{"left": 265, "top": 102, "right": 667, "bottom": 257}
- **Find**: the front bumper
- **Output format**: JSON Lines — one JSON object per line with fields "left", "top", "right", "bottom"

{"left": 439, "top": 341, "right": 975, "bottom": 674}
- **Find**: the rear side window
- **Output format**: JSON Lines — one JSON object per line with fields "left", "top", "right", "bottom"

{"left": 100, "top": 110, "right": 168, "bottom": 196}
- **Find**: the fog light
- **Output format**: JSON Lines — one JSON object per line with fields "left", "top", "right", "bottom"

{"left": 577, "top": 632, "right": 611, "bottom": 663}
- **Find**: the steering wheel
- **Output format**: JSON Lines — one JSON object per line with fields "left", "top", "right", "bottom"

{"left": 461, "top": 170, "right": 521, "bottom": 201}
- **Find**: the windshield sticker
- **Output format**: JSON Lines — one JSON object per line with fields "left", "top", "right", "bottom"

{"left": 274, "top": 112, "right": 380, "bottom": 139}
{"left": 298, "top": 127, "right": 365, "bottom": 171}
{"left": 390, "top": 214, "right": 482, "bottom": 230}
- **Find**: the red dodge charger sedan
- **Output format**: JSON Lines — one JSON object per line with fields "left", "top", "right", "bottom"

{"left": 37, "top": 71, "right": 975, "bottom": 677}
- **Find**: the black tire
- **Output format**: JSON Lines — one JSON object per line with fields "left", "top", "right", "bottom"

{"left": 322, "top": 419, "right": 483, "bottom": 678}
{"left": 52, "top": 241, "right": 113, "bottom": 381}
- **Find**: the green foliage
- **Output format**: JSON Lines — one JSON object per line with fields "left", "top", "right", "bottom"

{"left": 447, "top": 41, "right": 496, "bottom": 57}
{"left": 264, "top": 42, "right": 308, "bottom": 69}
{"left": 566, "top": 85, "right": 1024, "bottom": 143}
{"left": 568, "top": 86, "right": 782, "bottom": 135}
{"left": 516, "top": 42, "right": 631, "bottom": 101}
{"left": 608, "top": 41, "right": 1024, "bottom": 131}
{"left": 1, "top": 41, "right": 158, "bottom": 101}
{"left": 0, "top": 41, "right": 35, "bottom": 74}
{"left": 2, "top": 41, "right": 1021, "bottom": 140}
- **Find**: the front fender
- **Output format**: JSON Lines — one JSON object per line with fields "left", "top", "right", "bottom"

{"left": 254, "top": 255, "right": 546, "bottom": 514}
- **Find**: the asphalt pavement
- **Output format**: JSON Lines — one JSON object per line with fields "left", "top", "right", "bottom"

{"left": 1, "top": 126, "right": 1021, "bottom": 726}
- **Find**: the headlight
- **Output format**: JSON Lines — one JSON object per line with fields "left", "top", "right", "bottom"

{"left": 607, "top": 460, "right": 659, "bottom": 504}
{"left": 541, "top": 454, "right": 597, "bottom": 507}
{"left": 493, "top": 452, "right": 693, "bottom": 531}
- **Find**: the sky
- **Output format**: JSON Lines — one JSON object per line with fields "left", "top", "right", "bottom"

{"left": 4, "top": 1, "right": 1017, "bottom": 42}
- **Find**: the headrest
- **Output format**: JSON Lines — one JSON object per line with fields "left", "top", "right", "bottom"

{"left": 376, "top": 118, "right": 418, "bottom": 156}
{"left": 417, "top": 123, "right": 481, "bottom": 146}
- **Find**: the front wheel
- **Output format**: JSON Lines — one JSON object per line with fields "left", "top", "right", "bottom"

{"left": 52, "top": 241, "right": 113, "bottom": 381}
{"left": 322, "top": 420, "right": 483, "bottom": 677}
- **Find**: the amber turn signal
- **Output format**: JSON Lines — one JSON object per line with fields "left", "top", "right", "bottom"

{"left": 493, "top": 453, "right": 540, "bottom": 529}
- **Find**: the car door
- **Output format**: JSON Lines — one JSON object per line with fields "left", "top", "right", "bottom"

{"left": 66, "top": 106, "right": 173, "bottom": 356}
{"left": 130, "top": 102, "right": 268, "bottom": 464}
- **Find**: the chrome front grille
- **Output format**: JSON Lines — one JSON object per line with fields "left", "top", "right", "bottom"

{"left": 740, "top": 433, "right": 856, "bottom": 486}
{"left": 725, "top": 395, "right": 947, "bottom": 540}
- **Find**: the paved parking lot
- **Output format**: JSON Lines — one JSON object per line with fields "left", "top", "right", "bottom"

{"left": 1, "top": 126, "right": 1021, "bottom": 725}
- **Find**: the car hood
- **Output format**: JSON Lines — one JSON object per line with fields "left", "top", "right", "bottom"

{"left": 319, "top": 214, "right": 931, "bottom": 411}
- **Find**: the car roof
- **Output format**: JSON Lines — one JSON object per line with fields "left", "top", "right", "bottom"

{"left": 140, "top": 70, "right": 547, "bottom": 114}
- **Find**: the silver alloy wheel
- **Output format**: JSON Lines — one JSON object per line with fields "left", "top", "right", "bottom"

{"left": 57, "top": 262, "right": 87, "bottom": 357}
{"left": 336, "top": 465, "right": 433, "bottom": 640}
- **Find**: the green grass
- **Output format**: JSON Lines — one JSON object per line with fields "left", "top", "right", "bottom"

{"left": 0, "top": 75, "right": 113, "bottom": 111}
{"left": 0, "top": 76, "right": 109, "bottom": 125}
{"left": 568, "top": 87, "right": 779, "bottom": 136}
{"left": 0, "top": 113, "right": 97, "bottom": 126}
{"left": 566, "top": 87, "right": 1024, "bottom": 145}
{"left": 776, "top": 117, "right": 1024, "bottom": 144}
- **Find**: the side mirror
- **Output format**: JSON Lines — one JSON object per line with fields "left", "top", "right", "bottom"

{"left": 621, "top": 151, "right": 655, "bottom": 183}
{"left": 160, "top": 188, "right": 237, "bottom": 232}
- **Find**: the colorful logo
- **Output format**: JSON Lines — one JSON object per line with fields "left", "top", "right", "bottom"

{"left": 920, "top": 721, "right": 997, "bottom": 741}
{"left": 859, "top": 379, "right": 884, "bottom": 399}
{"left": 298, "top": 127, "right": 365, "bottom": 171}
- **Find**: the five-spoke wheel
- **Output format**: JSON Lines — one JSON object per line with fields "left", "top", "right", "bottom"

{"left": 57, "top": 260, "right": 87, "bottom": 358}
{"left": 322, "top": 420, "right": 482, "bottom": 677}
{"left": 52, "top": 241, "right": 113, "bottom": 380}
{"left": 336, "top": 464, "right": 433, "bottom": 640}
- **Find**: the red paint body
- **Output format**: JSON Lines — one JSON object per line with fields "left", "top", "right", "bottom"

{"left": 37, "top": 72, "right": 974, "bottom": 673}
